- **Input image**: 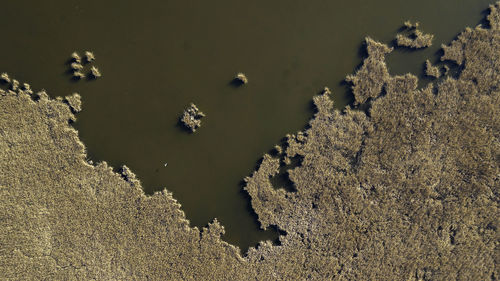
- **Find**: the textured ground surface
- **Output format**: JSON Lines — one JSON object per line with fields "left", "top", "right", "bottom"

{"left": 1, "top": 3, "right": 499, "bottom": 280}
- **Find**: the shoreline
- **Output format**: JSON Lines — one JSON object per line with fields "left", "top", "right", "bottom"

{"left": 1, "top": 2, "right": 499, "bottom": 279}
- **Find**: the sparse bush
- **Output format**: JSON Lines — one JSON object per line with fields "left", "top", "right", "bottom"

{"left": 0, "top": 72, "right": 10, "bottom": 83}
{"left": 64, "top": 93, "right": 82, "bottom": 113}
{"left": 73, "top": 71, "right": 85, "bottom": 79}
{"left": 85, "top": 51, "right": 95, "bottom": 62}
{"left": 235, "top": 73, "right": 248, "bottom": 84}
{"left": 90, "top": 66, "right": 101, "bottom": 78}
{"left": 10, "top": 79, "right": 19, "bottom": 91}
{"left": 403, "top": 20, "right": 419, "bottom": 29}
{"left": 71, "top": 62, "right": 83, "bottom": 70}
{"left": 71, "top": 51, "right": 81, "bottom": 63}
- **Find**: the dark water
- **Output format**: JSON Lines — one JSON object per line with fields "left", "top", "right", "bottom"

{"left": 0, "top": 0, "right": 492, "bottom": 251}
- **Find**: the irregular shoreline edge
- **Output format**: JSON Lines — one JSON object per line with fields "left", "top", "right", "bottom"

{"left": 1, "top": 3, "right": 499, "bottom": 280}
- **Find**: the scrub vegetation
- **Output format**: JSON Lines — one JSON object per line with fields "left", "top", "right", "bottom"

{"left": 73, "top": 71, "right": 85, "bottom": 79}
{"left": 424, "top": 59, "right": 441, "bottom": 78}
{"left": 69, "top": 51, "right": 101, "bottom": 80}
{"left": 85, "top": 51, "right": 95, "bottom": 63}
{"left": 10, "top": 79, "right": 19, "bottom": 91}
{"left": 345, "top": 37, "right": 393, "bottom": 105}
{"left": 235, "top": 72, "right": 248, "bottom": 84}
{"left": 0, "top": 3, "right": 499, "bottom": 280}
{"left": 0, "top": 72, "right": 10, "bottom": 83}
{"left": 90, "top": 66, "right": 101, "bottom": 78}
{"left": 63, "top": 93, "right": 82, "bottom": 113}
{"left": 180, "top": 103, "right": 206, "bottom": 132}
{"left": 71, "top": 51, "right": 82, "bottom": 63}
{"left": 396, "top": 20, "right": 434, "bottom": 48}
{"left": 0, "top": 73, "right": 33, "bottom": 95}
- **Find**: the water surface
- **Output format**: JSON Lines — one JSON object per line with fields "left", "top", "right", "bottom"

{"left": 0, "top": 0, "right": 493, "bottom": 251}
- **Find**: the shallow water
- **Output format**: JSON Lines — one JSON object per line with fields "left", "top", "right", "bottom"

{"left": 0, "top": 0, "right": 493, "bottom": 251}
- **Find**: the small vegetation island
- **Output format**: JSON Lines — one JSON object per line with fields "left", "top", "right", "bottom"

{"left": 0, "top": 73, "right": 36, "bottom": 96}
{"left": 63, "top": 92, "right": 82, "bottom": 113}
{"left": 345, "top": 37, "right": 393, "bottom": 105}
{"left": 70, "top": 62, "right": 83, "bottom": 71}
{"left": 0, "top": 2, "right": 499, "bottom": 280}
{"left": 90, "top": 66, "right": 101, "bottom": 78}
{"left": 85, "top": 51, "right": 95, "bottom": 62}
{"left": 71, "top": 51, "right": 82, "bottom": 63}
{"left": 69, "top": 51, "right": 101, "bottom": 80}
{"left": 180, "top": 102, "right": 206, "bottom": 132}
{"left": 0, "top": 72, "right": 10, "bottom": 83}
{"left": 235, "top": 72, "right": 248, "bottom": 84}
{"left": 424, "top": 59, "right": 441, "bottom": 78}
{"left": 396, "top": 20, "right": 434, "bottom": 48}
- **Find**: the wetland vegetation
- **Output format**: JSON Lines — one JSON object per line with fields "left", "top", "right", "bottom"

{"left": 180, "top": 103, "right": 206, "bottom": 132}
{"left": 69, "top": 51, "right": 101, "bottom": 80}
{"left": 90, "top": 66, "right": 101, "bottom": 78}
{"left": 85, "top": 51, "right": 95, "bottom": 63}
{"left": 424, "top": 59, "right": 441, "bottom": 78}
{"left": 0, "top": 1, "right": 499, "bottom": 280}
{"left": 396, "top": 21, "right": 434, "bottom": 48}
{"left": 235, "top": 72, "right": 248, "bottom": 85}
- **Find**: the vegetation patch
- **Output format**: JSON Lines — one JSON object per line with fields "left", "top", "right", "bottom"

{"left": 396, "top": 21, "right": 434, "bottom": 48}
{"left": 235, "top": 73, "right": 248, "bottom": 84}
{"left": 63, "top": 93, "right": 82, "bottom": 113}
{"left": 345, "top": 37, "right": 392, "bottom": 105}
{"left": 68, "top": 51, "right": 101, "bottom": 80}
{"left": 180, "top": 103, "right": 206, "bottom": 132}
{"left": 424, "top": 59, "right": 441, "bottom": 78}
{"left": 0, "top": 2, "right": 499, "bottom": 280}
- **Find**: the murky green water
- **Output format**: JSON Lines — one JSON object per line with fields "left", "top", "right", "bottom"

{"left": 0, "top": 0, "right": 492, "bottom": 251}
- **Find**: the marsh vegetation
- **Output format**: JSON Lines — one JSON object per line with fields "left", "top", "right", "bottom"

{"left": 0, "top": 73, "right": 10, "bottom": 84}
{"left": 396, "top": 20, "right": 434, "bottom": 48}
{"left": 345, "top": 37, "right": 393, "bottom": 105}
{"left": 424, "top": 59, "right": 441, "bottom": 78}
{"left": 235, "top": 73, "right": 248, "bottom": 84}
{"left": 90, "top": 66, "right": 101, "bottom": 78}
{"left": 85, "top": 51, "right": 95, "bottom": 62}
{"left": 71, "top": 62, "right": 83, "bottom": 70}
{"left": 64, "top": 93, "right": 82, "bottom": 113}
{"left": 68, "top": 51, "right": 101, "bottom": 80}
{"left": 180, "top": 103, "right": 206, "bottom": 132}
{"left": 0, "top": 1, "right": 499, "bottom": 280}
{"left": 71, "top": 51, "right": 82, "bottom": 63}
{"left": 73, "top": 70, "right": 85, "bottom": 79}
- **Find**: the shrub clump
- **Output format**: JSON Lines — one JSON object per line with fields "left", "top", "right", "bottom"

{"left": 90, "top": 66, "right": 101, "bottom": 78}
{"left": 0, "top": 72, "right": 10, "bottom": 83}
{"left": 345, "top": 37, "right": 393, "bottom": 105}
{"left": 71, "top": 51, "right": 82, "bottom": 63}
{"left": 396, "top": 21, "right": 434, "bottom": 48}
{"left": 73, "top": 71, "right": 85, "bottom": 79}
{"left": 64, "top": 93, "right": 82, "bottom": 113}
{"left": 180, "top": 103, "right": 206, "bottom": 132}
{"left": 85, "top": 51, "right": 95, "bottom": 62}
{"left": 69, "top": 51, "right": 101, "bottom": 80}
{"left": 235, "top": 73, "right": 248, "bottom": 84}
{"left": 71, "top": 62, "right": 83, "bottom": 71}
{"left": 424, "top": 59, "right": 441, "bottom": 78}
